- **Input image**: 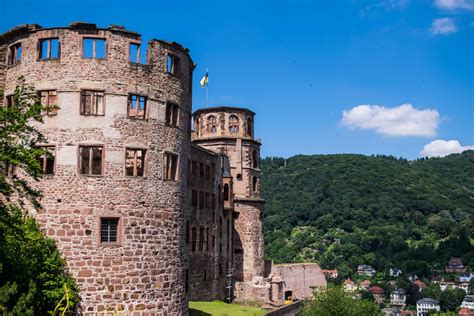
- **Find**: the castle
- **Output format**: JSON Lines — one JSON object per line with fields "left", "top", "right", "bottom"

{"left": 0, "top": 23, "right": 325, "bottom": 315}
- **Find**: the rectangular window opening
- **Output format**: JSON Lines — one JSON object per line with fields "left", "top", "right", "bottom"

{"left": 8, "top": 43, "right": 22, "bottom": 65}
{"left": 165, "top": 102, "right": 179, "bottom": 127}
{"left": 37, "top": 146, "right": 55, "bottom": 175}
{"left": 167, "top": 54, "right": 180, "bottom": 76}
{"left": 164, "top": 152, "right": 178, "bottom": 180}
{"left": 129, "top": 43, "right": 140, "bottom": 63}
{"left": 39, "top": 90, "right": 58, "bottom": 115}
{"left": 83, "top": 38, "right": 106, "bottom": 59}
{"left": 125, "top": 148, "right": 145, "bottom": 177}
{"left": 100, "top": 218, "right": 119, "bottom": 243}
{"left": 39, "top": 38, "right": 60, "bottom": 60}
{"left": 79, "top": 145, "right": 103, "bottom": 175}
{"left": 80, "top": 90, "right": 105, "bottom": 116}
{"left": 128, "top": 94, "right": 147, "bottom": 119}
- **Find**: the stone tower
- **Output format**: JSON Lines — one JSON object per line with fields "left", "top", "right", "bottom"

{"left": 0, "top": 23, "right": 193, "bottom": 314}
{"left": 192, "top": 107, "right": 265, "bottom": 283}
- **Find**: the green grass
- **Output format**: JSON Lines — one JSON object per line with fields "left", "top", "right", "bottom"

{"left": 189, "top": 300, "right": 267, "bottom": 316}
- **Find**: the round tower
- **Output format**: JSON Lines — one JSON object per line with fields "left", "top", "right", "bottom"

{"left": 192, "top": 106, "right": 265, "bottom": 282}
{"left": 1, "top": 23, "right": 193, "bottom": 314}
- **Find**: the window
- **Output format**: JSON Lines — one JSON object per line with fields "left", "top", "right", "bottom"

{"left": 205, "top": 227, "right": 209, "bottom": 251}
{"left": 199, "top": 191, "right": 204, "bottom": 210}
{"left": 164, "top": 152, "right": 178, "bottom": 180}
{"left": 83, "top": 38, "right": 106, "bottom": 59}
{"left": 39, "top": 38, "right": 60, "bottom": 60}
{"left": 37, "top": 146, "right": 55, "bottom": 175}
{"left": 191, "top": 227, "right": 197, "bottom": 252}
{"left": 205, "top": 165, "right": 210, "bottom": 180}
{"left": 247, "top": 117, "right": 253, "bottom": 137}
{"left": 199, "top": 227, "right": 204, "bottom": 251}
{"left": 203, "top": 269, "right": 207, "bottom": 282}
{"left": 192, "top": 190, "right": 198, "bottom": 208}
{"left": 125, "top": 148, "right": 145, "bottom": 176}
{"left": 129, "top": 43, "right": 140, "bottom": 63}
{"left": 223, "top": 184, "right": 230, "bottom": 201}
{"left": 165, "top": 102, "right": 179, "bottom": 127}
{"left": 39, "top": 90, "right": 58, "bottom": 115}
{"left": 4, "top": 95, "right": 15, "bottom": 108}
{"left": 204, "top": 192, "right": 210, "bottom": 209}
{"left": 79, "top": 145, "right": 103, "bottom": 175}
{"left": 252, "top": 176, "right": 258, "bottom": 192}
{"left": 211, "top": 193, "right": 216, "bottom": 211}
{"left": 211, "top": 163, "right": 216, "bottom": 181}
{"left": 186, "top": 221, "right": 190, "bottom": 244}
{"left": 8, "top": 43, "right": 21, "bottom": 65}
{"left": 2, "top": 163, "right": 16, "bottom": 177}
{"left": 199, "top": 162, "right": 204, "bottom": 178}
{"left": 207, "top": 115, "right": 217, "bottom": 133}
{"left": 167, "top": 54, "right": 180, "bottom": 76}
{"left": 229, "top": 115, "right": 239, "bottom": 133}
{"left": 192, "top": 160, "right": 198, "bottom": 177}
{"left": 100, "top": 218, "right": 119, "bottom": 243}
{"left": 80, "top": 90, "right": 105, "bottom": 116}
{"left": 128, "top": 94, "right": 146, "bottom": 119}
{"left": 252, "top": 150, "right": 259, "bottom": 168}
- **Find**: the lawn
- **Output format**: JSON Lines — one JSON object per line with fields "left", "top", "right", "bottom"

{"left": 189, "top": 300, "right": 267, "bottom": 316}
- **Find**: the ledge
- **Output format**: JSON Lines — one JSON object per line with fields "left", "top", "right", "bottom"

{"left": 234, "top": 196, "right": 265, "bottom": 203}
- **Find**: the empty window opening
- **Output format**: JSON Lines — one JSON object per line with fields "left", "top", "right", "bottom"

{"left": 39, "top": 38, "right": 60, "bottom": 60}
{"left": 247, "top": 117, "right": 253, "bottom": 137}
{"left": 252, "top": 150, "right": 259, "bottom": 168}
{"left": 229, "top": 115, "right": 239, "bottom": 133}
{"left": 192, "top": 160, "right": 198, "bottom": 177}
{"left": 83, "top": 38, "right": 106, "bottom": 59}
{"left": 39, "top": 90, "right": 58, "bottom": 115}
{"left": 199, "top": 191, "right": 204, "bottom": 210}
{"left": 80, "top": 90, "right": 105, "bottom": 116}
{"left": 5, "top": 95, "right": 15, "bottom": 108}
{"left": 8, "top": 43, "right": 22, "bottom": 65}
{"left": 199, "top": 227, "right": 204, "bottom": 251}
{"left": 128, "top": 94, "right": 146, "bottom": 119}
{"left": 125, "top": 148, "right": 145, "bottom": 176}
{"left": 129, "top": 43, "right": 140, "bottom": 63}
{"left": 252, "top": 176, "right": 258, "bottom": 192}
{"left": 79, "top": 145, "right": 103, "bottom": 175}
{"left": 205, "top": 165, "right": 210, "bottom": 180}
{"left": 164, "top": 152, "right": 178, "bottom": 180}
{"left": 234, "top": 248, "right": 243, "bottom": 254}
{"left": 205, "top": 227, "right": 209, "bottom": 251}
{"left": 100, "top": 218, "right": 119, "bottom": 243}
{"left": 165, "top": 102, "right": 179, "bottom": 127}
{"left": 211, "top": 193, "right": 216, "bottom": 211}
{"left": 167, "top": 54, "right": 180, "bottom": 76}
{"left": 205, "top": 192, "right": 210, "bottom": 209}
{"left": 191, "top": 227, "right": 197, "bottom": 252}
{"left": 2, "top": 163, "right": 16, "bottom": 177}
{"left": 199, "top": 162, "right": 205, "bottom": 178}
{"left": 236, "top": 173, "right": 242, "bottom": 181}
{"left": 211, "top": 163, "right": 216, "bottom": 181}
{"left": 203, "top": 269, "right": 207, "bottom": 282}
{"left": 207, "top": 115, "right": 217, "bottom": 133}
{"left": 223, "top": 184, "right": 230, "bottom": 201}
{"left": 37, "top": 146, "right": 55, "bottom": 175}
{"left": 192, "top": 190, "right": 198, "bottom": 208}
{"left": 185, "top": 269, "right": 189, "bottom": 293}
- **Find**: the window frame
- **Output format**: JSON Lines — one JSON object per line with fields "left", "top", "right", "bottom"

{"left": 80, "top": 90, "right": 105, "bottom": 116}
{"left": 37, "top": 145, "right": 56, "bottom": 175}
{"left": 167, "top": 53, "right": 180, "bottom": 76}
{"left": 125, "top": 147, "right": 146, "bottom": 177}
{"left": 127, "top": 94, "right": 147, "bottom": 119}
{"left": 82, "top": 37, "right": 107, "bottom": 59}
{"left": 39, "top": 90, "right": 58, "bottom": 116}
{"left": 38, "top": 38, "right": 60, "bottom": 60}
{"left": 229, "top": 115, "right": 239, "bottom": 133}
{"left": 129, "top": 42, "right": 141, "bottom": 64}
{"left": 7, "top": 42, "right": 22, "bottom": 65}
{"left": 164, "top": 152, "right": 179, "bottom": 181}
{"left": 98, "top": 216, "right": 122, "bottom": 246}
{"left": 165, "top": 102, "right": 179, "bottom": 127}
{"left": 207, "top": 115, "right": 217, "bottom": 133}
{"left": 78, "top": 144, "right": 105, "bottom": 176}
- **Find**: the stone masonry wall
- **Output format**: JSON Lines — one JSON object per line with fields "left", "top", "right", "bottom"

{"left": 1, "top": 23, "right": 193, "bottom": 315}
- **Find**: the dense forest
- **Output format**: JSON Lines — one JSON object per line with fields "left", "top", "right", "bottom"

{"left": 261, "top": 151, "right": 474, "bottom": 279}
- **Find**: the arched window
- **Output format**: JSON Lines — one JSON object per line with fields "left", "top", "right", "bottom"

{"left": 247, "top": 117, "right": 253, "bottom": 137}
{"left": 207, "top": 115, "right": 217, "bottom": 133}
{"left": 252, "top": 150, "right": 258, "bottom": 168}
{"left": 229, "top": 115, "right": 239, "bottom": 133}
{"left": 252, "top": 176, "right": 258, "bottom": 192}
{"left": 223, "top": 184, "right": 230, "bottom": 201}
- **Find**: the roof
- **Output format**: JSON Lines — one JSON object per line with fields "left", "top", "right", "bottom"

{"left": 414, "top": 280, "right": 427, "bottom": 287}
{"left": 321, "top": 269, "right": 337, "bottom": 273}
{"left": 369, "top": 286, "right": 384, "bottom": 294}
{"left": 344, "top": 278, "right": 354, "bottom": 285}
{"left": 459, "top": 308, "right": 473, "bottom": 316}
{"left": 417, "top": 298, "right": 439, "bottom": 305}
{"left": 463, "top": 295, "right": 474, "bottom": 303}
{"left": 193, "top": 106, "right": 255, "bottom": 116}
{"left": 360, "top": 280, "right": 372, "bottom": 286}
{"left": 393, "top": 288, "right": 406, "bottom": 295}
{"left": 449, "top": 258, "right": 463, "bottom": 265}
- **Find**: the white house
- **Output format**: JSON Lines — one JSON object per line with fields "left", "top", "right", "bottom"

{"left": 461, "top": 295, "right": 474, "bottom": 310}
{"left": 440, "top": 281, "right": 458, "bottom": 291}
{"left": 390, "top": 267, "right": 402, "bottom": 277}
{"left": 390, "top": 288, "right": 406, "bottom": 306}
{"left": 460, "top": 274, "right": 474, "bottom": 283}
{"left": 357, "top": 265, "right": 376, "bottom": 277}
{"left": 416, "top": 298, "right": 440, "bottom": 316}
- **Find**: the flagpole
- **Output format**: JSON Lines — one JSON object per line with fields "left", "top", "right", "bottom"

{"left": 206, "top": 68, "right": 209, "bottom": 108}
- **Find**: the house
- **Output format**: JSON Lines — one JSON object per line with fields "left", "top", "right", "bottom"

{"left": 459, "top": 308, "right": 473, "bottom": 316}
{"left": 416, "top": 298, "right": 440, "bottom": 316}
{"left": 391, "top": 288, "right": 407, "bottom": 306}
{"left": 414, "top": 279, "right": 427, "bottom": 290}
{"left": 440, "top": 281, "right": 458, "bottom": 291}
{"left": 358, "top": 265, "right": 376, "bottom": 277}
{"left": 360, "top": 279, "right": 372, "bottom": 289}
{"left": 321, "top": 269, "right": 338, "bottom": 279}
{"left": 343, "top": 278, "right": 357, "bottom": 292}
{"left": 460, "top": 274, "right": 474, "bottom": 283}
{"left": 390, "top": 267, "right": 403, "bottom": 277}
{"left": 446, "top": 258, "right": 466, "bottom": 273}
{"left": 401, "top": 310, "right": 416, "bottom": 316}
{"left": 431, "top": 275, "right": 443, "bottom": 284}
{"left": 369, "top": 286, "right": 385, "bottom": 303}
{"left": 461, "top": 295, "right": 474, "bottom": 310}
{"left": 459, "top": 283, "right": 469, "bottom": 293}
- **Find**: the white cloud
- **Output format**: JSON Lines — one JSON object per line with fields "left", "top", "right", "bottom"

{"left": 420, "top": 139, "right": 474, "bottom": 157}
{"left": 341, "top": 104, "right": 440, "bottom": 137}
{"left": 434, "top": 0, "right": 474, "bottom": 10}
{"left": 431, "top": 18, "right": 458, "bottom": 35}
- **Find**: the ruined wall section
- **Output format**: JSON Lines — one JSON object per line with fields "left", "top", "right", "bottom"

{"left": 0, "top": 23, "right": 193, "bottom": 315}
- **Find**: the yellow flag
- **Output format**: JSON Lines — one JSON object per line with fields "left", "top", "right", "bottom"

{"left": 200, "top": 71, "right": 208, "bottom": 87}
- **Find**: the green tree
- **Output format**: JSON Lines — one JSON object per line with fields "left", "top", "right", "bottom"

{"left": 0, "top": 78, "right": 78, "bottom": 314}
{"left": 439, "top": 288, "right": 465, "bottom": 312}
{"left": 301, "top": 287, "right": 381, "bottom": 316}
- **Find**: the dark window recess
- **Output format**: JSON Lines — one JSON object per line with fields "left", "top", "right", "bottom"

{"left": 164, "top": 153, "right": 178, "bottom": 180}
{"left": 83, "top": 38, "right": 106, "bottom": 59}
{"left": 186, "top": 221, "right": 190, "bottom": 244}
{"left": 39, "top": 90, "right": 58, "bottom": 115}
{"left": 167, "top": 54, "right": 180, "bottom": 76}
{"left": 199, "top": 162, "right": 204, "bottom": 178}
{"left": 247, "top": 117, "right": 253, "bottom": 137}
{"left": 234, "top": 248, "right": 243, "bottom": 254}
{"left": 253, "top": 150, "right": 259, "bottom": 168}
{"left": 129, "top": 43, "right": 140, "bottom": 63}
{"left": 80, "top": 91, "right": 104, "bottom": 116}
{"left": 2, "top": 163, "right": 16, "bottom": 177}
{"left": 125, "top": 148, "right": 145, "bottom": 176}
{"left": 100, "top": 218, "right": 119, "bottom": 243}
{"left": 207, "top": 115, "right": 217, "bottom": 133}
{"left": 39, "top": 38, "right": 60, "bottom": 60}
{"left": 38, "top": 146, "right": 55, "bottom": 175}
{"left": 165, "top": 103, "right": 179, "bottom": 127}
{"left": 79, "top": 146, "right": 103, "bottom": 175}
{"left": 223, "top": 184, "right": 230, "bottom": 201}
{"left": 192, "top": 160, "right": 198, "bottom": 177}
{"left": 128, "top": 94, "right": 146, "bottom": 119}
{"left": 199, "top": 191, "right": 204, "bottom": 210}
{"left": 229, "top": 115, "right": 239, "bottom": 133}
{"left": 205, "top": 165, "right": 210, "bottom": 180}
{"left": 203, "top": 269, "right": 207, "bottom": 282}
{"left": 253, "top": 176, "right": 258, "bottom": 192}
{"left": 199, "top": 227, "right": 204, "bottom": 251}
{"left": 191, "top": 227, "right": 197, "bottom": 252}
{"left": 192, "top": 190, "right": 198, "bottom": 208}
{"left": 8, "top": 43, "right": 22, "bottom": 65}
{"left": 211, "top": 163, "right": 216, "bottom": 181}
{"left": 5, "top": 95, "right": 15, "bottom": 108}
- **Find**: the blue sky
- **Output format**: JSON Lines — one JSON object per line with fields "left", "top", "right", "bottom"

{"left": 1, "top": 0, "right": 472, "bottom": 159}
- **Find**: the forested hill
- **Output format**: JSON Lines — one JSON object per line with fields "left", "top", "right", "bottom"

{"left": 261, "top": 151, "right": 474, "bottom": 278}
